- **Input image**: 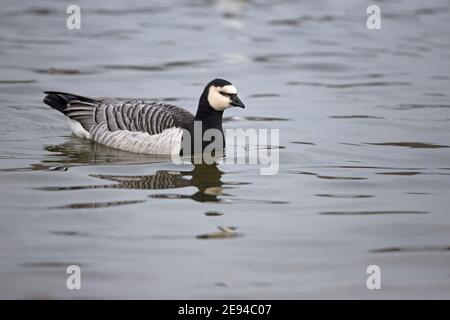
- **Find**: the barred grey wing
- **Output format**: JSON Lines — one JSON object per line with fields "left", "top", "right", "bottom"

{"left": 65, "top": 100, "right": 194, "bottom": 135}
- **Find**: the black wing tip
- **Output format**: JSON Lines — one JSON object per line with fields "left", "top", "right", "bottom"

{"left": 42, "top": 91, "right": 99, "bottom": 112}
{"left": 43, "top": 92, "right": 68, "bottom": 113}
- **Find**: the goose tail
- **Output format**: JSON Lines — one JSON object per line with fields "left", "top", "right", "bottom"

{"left": 43, "top": 91, "right": 98, "bottom": 114}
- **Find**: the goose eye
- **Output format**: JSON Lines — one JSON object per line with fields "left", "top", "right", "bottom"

{"left": 220, "top": 91, "right": 232, "bottom": 98}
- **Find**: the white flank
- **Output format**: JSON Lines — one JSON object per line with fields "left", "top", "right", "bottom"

{"left": 68, "top": 119, "right": 91, "bottom": 139}
{"left": 94, "top": 125, "right": 183, "bottom": 155}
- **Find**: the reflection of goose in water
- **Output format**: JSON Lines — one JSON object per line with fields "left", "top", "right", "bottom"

{"left": 94, "top": 163, "right": 231, "bottom": 203}
{"left": 36, "top": 139, "right": 237, "bottom": 203}
{"left": 41, "top": 161, "right": 290, "bottom": 205}
{"left": 42, "top": 162, "right": 239, "bottom": 203}
{"left": 36, "top": 139, "right": 285, "bottom": 205}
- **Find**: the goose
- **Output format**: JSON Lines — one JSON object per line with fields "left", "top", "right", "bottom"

{"left": 43, "top": 78, "right": 245, "bottom": 155}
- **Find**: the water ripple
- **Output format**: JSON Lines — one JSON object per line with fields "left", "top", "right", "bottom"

{"left": 51, "top": 200, "right": 145, "bottom": 210}
{"left": 330, "top": 115, "right": 385, "bottom": 120}
{"left": 287, "top": 81, "right": 411, "bottom": 88}
{"left": 320, "top": 210, "right": 428, "bottom": 216}
{"left": 365, "top": 142, "right": 449, "bottom": 149}
{"left": 372, "top": 245, "right": 450, "bottom": 253}
{"left": 103, "top": 60, "right": 212, "bottom": 72}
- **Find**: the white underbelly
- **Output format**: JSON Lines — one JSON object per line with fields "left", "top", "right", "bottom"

{"left": 91, "top": 123, "right": 183, "bottom": 155}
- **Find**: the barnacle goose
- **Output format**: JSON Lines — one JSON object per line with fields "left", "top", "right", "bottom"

{"left": 43, "top": 79, "right": 245, "bottom": 155}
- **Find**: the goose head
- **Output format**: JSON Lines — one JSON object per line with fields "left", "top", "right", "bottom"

{"left": 204, "top": 78, "right": 245, "bottom": 111}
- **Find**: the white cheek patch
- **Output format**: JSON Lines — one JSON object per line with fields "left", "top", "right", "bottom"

{"left": 208, "top": 86, "right": 232, "bottom": 111}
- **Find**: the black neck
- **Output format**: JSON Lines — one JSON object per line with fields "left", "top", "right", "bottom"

{"left": 194, "top": 89, "right": 224, "bottom": 131}
{"left": 181, "top": 86, "right": 226, "bottom": 155}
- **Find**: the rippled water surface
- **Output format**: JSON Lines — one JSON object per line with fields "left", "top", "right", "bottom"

{"left": 1, "top": 0, "right": 450, "bottom": 299}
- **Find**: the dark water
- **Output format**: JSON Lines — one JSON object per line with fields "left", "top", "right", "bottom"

{"left": 1, "top": 0, "right": 450, "bottom": 298}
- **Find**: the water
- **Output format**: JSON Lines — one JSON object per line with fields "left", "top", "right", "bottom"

{"left": 0, "top": 0, "right": 449, "bottom": 299}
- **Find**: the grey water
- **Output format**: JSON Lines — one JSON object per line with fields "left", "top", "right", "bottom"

{"left": 0, "top": 0, "right": 449, "bottom": 299}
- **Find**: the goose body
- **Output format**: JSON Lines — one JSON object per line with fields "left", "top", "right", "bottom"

{"left": 43, "top": 79, "right": 245, "bottom": 155}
